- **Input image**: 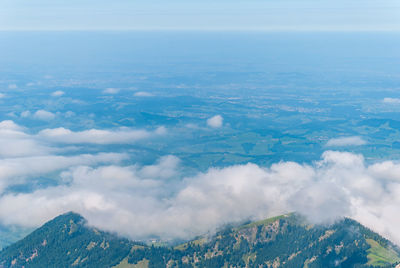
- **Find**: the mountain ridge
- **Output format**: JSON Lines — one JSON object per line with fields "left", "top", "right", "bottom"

{"left": 1, "top": 212, "right": 399, "bottom": 267}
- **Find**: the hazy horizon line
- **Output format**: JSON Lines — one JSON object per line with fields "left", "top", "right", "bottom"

{"left": 1, "top": 28, "right": 399, "bottom": 33}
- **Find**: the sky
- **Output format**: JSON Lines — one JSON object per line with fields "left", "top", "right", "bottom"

{"left": 1, "top": 0, "right": 400, "bottom": 31}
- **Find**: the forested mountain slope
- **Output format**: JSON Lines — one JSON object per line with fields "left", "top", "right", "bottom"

{"left": 1, "top": 212, "right": 399, "bottom": 268}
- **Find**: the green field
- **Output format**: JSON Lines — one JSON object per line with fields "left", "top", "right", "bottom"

{"left": 366, "top": 239, "right": 400, "bottom": 266}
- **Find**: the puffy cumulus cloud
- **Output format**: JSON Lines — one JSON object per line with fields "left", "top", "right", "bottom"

{"left": 3, "top": 151, "right": 400, "bottom": 245}
{"left": 38, "top": 126, "right": 166, "bottom": 144}
{"left": 134, "top": 91, "right": 153, "bottom": 97}
{"left": 207, "top": 115, "right": 223, "bottom": 128}
{"left": 102, "top": 88, "right": 120, "bottom": 94}
{"left": 383, "top": 98, "right": 400, "bottom": 104}
{"left": 326, "top": 136, "right": 367, "bottom": 147}
{"left": 33, "top": 110, "right": 56, "bottom": 121}
{"left": 51, "top": 90, "right": 65, "bottom": 97}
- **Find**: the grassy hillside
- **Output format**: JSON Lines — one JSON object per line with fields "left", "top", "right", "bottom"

{"left": 0, "top": 212, "right": 399, "bottom": 267}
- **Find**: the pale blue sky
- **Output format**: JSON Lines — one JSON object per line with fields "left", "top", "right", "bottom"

{"left": 1, "top": 0, "right": 399, "bottom": 31}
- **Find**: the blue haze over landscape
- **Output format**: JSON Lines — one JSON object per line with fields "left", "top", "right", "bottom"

{"left": 1, "top": 0, "right": 400, "bottom": 253}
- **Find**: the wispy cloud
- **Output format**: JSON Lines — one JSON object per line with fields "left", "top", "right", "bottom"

{"left": 134, "top": 91, "right": 153, "bottom": 97}
{"left": 383, "top": 98, "right": 400, "bottom": 104}
{"left": 102, "top": 88, "right": 120, "bottom": 94}
{"left": 0, "top": 119, "right": 166, "bottom": 154}
{"left": 38, "top": 126, "right": 166, "bottom": 144}
{"left": 326, "top": 136, "right": 366, "bottom": 147}
{"left": 51, "top": 90, "right": 65, "bottom": 97}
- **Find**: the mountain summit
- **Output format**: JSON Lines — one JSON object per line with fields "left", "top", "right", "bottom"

{"left": 0, "top": 212, "right": 399, "bottom": 267}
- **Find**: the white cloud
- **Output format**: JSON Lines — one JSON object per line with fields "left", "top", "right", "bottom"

{"left": 207, "top": 115, "right": 223, "bottom": 128}
{"left": 3, "top": 120, "right": 400, "bottom": 246}
{"left": 51, "top": 90, "right": 65, "bottom": 97}
{"left": 134, "top": 91, "right": 153, "bottom": 97}
{"left": 0, "top": 121, "right": 165, "bottom": 156}
{"left": 33, "top": 110, "right": 56, "bottom": 121}
{"left": 0, "top": 93, "right": 5, "bottom": 98}
{"left": 0, "top": 153, "right": 127, "bottom": 192}
{"left": 0, "top": 120, "right": 24, "bottom": 131}
{"left": 0, "top": 119, "right": 165, "bottom": 156}
{"left": 0, "top": 137, "right": 50, "bottom": 158}
{"left": 3, "top": 151, "right": 400, "bottom": 246}
{"left": 38, "top": 126, "right": 165, "bottom": 144}
{"left": 8, "top": 84, "right": 17, "bottom": 89}
{"left": 0, "top": 125, "right": 130, "bottom": 193}
{"left": 0, "top": 120, "right": 52, "bottom": 158}
{"left": 103, "top": 88, "right": 120, "bottom": 94}
{"left": 383, "top": 98, "right": 400, "bottom": 104}
{"left": 139, "top": 155, "right": 180, "bottom": 180}
{"left": 326, "top": 136, "right": 366, "bottom": 147}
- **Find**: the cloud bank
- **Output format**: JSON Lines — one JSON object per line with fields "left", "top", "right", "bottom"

{"left": 2, "top": 121, "right": 400, "bottom": 246}
{"left": 1, "top": 144, "right": 400, "bottom": 245}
